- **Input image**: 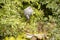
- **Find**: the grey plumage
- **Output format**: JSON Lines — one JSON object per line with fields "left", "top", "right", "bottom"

{"left": 24, "top": 6, "right": 33, "bottom": 19}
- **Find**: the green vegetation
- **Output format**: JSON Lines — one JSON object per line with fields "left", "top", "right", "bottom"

{"left": 0, "top": 0, "right": 60, "bottom": 40}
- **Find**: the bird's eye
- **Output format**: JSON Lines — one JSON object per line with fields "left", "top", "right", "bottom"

{"left": 0, "top": 3, "right": 4, "bottom": 6}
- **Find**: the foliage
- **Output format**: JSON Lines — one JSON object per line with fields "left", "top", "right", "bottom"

{"left": 0, "top": 0, "right": 60, "bottom": 40}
